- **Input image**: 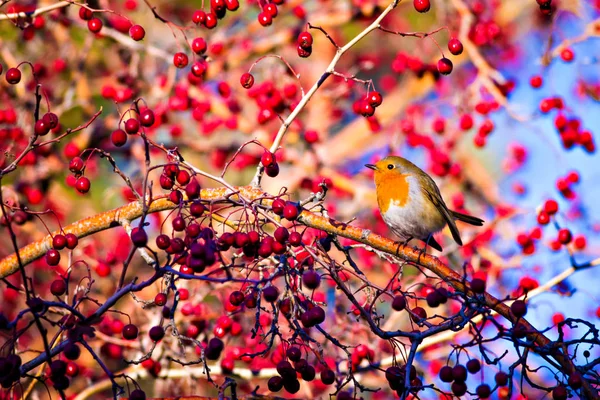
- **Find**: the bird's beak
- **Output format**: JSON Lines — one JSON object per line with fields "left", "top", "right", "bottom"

{"left": 365, "top": 164, "right": 377, "bottom": 171}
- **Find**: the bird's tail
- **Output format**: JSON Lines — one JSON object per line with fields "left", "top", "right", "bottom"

{"left": 452, "top": 210, "right": 484, "bottom": 226}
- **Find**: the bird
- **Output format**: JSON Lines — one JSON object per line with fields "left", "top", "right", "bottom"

{"left": 365, "top": 156, "right": 484, "bottom": 251}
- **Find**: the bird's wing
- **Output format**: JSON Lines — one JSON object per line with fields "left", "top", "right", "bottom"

{"left": 421, "top": 184, "right": 463, "bottom": 246}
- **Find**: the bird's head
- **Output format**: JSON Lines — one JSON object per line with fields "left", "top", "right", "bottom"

{"left": 365, "top": 156, "right": 417, "bottom": 177}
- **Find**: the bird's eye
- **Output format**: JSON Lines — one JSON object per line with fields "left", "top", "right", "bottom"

{"left": 387, "top": 164, "right": 394, "bottom": 170}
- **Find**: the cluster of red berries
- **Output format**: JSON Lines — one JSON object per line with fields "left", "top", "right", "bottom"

{"left": 297, "top": 31, "right": 313, "bottom": 58}
{"left": 383, "top": 364, "right": 421, "bottom": 396}
{"left": 552, "top": 113, "right": 595, "bottom": 153}
{"left": 157, "top": 162, "right": 199, "bottom": 205}
{"left": 45, "top": 232, "right": 79, "bottom": 268}
{"left": 239, "top": 78, "right": 300, "bottom": 127}
{"left": 258, "top": 2, "right": 281, "bottom": 27}
{"left": 268, "top": 347, "right": 334, "bottom": 394}
{"left": 2, "top": 3, "right": 47, "bottom": 41}
{"left": 516, "top": 225, "right": 544, "bottom": 255}
{"left": 192, "top": 0, "right": 241, "bottom": 30}
{"left": 537, "top": 199, "right": 558, "bottom": 225}
{"left": 555, "top": 170, "right": 579, "bottom": 199}
{"left": 67, "top": 156, "right": 91, "bottom": 195}
{"left": 352, "top": 91, "right": 383, "bottom": 118}
{"left": 78, "top": 7, "right": 103, "bottom": 34}
{"left": 111, "top": 108, "right": 155, "bottom": 147}
{"left": 468, "top": 17, "right": 502, "bottom": 47}
{"left": 438, "top": 361, "right": 496, "bottom": 398}
{"left": 261, "top": 151, "right": 280, "bottom": 177}
{"left": 534, "top": 199, "right": 586, "bottom": 252}
{"left": 390, "top": 293, "right": 428, "bottom": 323}
{"left": 0, "top": 355, "right": 23, "bottom": 390}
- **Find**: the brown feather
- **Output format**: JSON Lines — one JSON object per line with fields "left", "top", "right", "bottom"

{"left": 421, "top": 186, "right": 463, "bottom": 246}
{"left": 451, "top": 210, "right": 484, "bottom": 226}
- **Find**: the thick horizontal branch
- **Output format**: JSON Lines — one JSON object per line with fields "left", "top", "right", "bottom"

{"left": 0, "top": 186, "right": 239, "bottom": 279}
{"left": 0, "top": 185, "right": 594, "bottom": 397}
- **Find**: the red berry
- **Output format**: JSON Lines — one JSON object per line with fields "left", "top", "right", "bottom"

{"left": 283, "top": 202, "right": 299, "bottom": 220}
{"left": 173, "top": 52, "right": 189, "bottom": 68}
{"left": 567, "top": 170, "right": 580, "bottom": 184}
{"left": 537, "top": 211, "right": 550, "bottom": 225}
{"left": 289, "top": 231, "right": 302, "bottom": 246}
{"left": 392, "top": 295, "right": 406, "bottom": 311}
{"left": 471, "top": 278, "right": 486, "bottom": 294}
{"left": 50, "top": 279, "right": 67, "bottom": 296}
{"left": 258, "top": 11, "right": 272, "bottom": 26}
{"left": 131, "top": 227, "right": 148, "bottom": 247}
{"left": 437, "top": 57, "right": 453, "bottom": 75}
{"left": 432, "top": 117, "right": 445, "bottom": 134}
{"left": 46, "top": 249, "right": 61, "bottom": 266}
{"left": 87, "top": 18, "right": 103, "bottom": 33}
{"left": 466, "top": 359, "right": 481, "bottom": 374}
{"left": 111, "top": 129, "right": 127, "bottom": 147}
{"left": 65, "top": 233, "right": 78, "bottom": 249}
{"left": 303, "top": 130, "right": 319, "bottom": 144}
{"left": 459, "top": 114, "right": 474, "bottom": 130}
{"left": 129, "top": 24, "right": 145, "bottom": 41}
{"left": 272, "top": 198, "right": 285, "bottom": 215}
{"left": 75, "top": 177, "right": 90, "bottom": 193}
{"left": 211, "top": 0, "right": 225, "bottom": 12}
{"left": 191, "top": 37, "right": 207, "bottom": 54}
{"left": 140, "top": 109, "right": 155, "bottom": 127}
{"left": 297, "top": 32, "right": 313, "bottom": 48}
{"left": 53, "top": 234, "right": 67, "bottom": 250}
{"left": 411, "top": 306, "right": 427, "bottom": 322}
{"left": 79, "top": 7, "right": 93, "bottom": 20}
{"left": 5, "top": 68, "right": 21, "bottom": 84}
{"left": 124, "top": 118, "right": 140, "bottom": 134}
{"left": 42, "top": 112, "right": 59, "bottom": 129}
{"left": 530, "top": 75, "right": 543, "bottom": 88}
{"left": 264, "top": 4, "right": 278, "bottom": 17}
{"left": 240, "top": 72, "right": 254, "bottom": 89}
{"left": 560, "top": 48, "right": 574, "bottom": 62}
{"left": 261, "top": 151, "right": 276, "bottom": 167}
{"left": 265, "top": 163, "right": 279, "bottom": 177}
{"left": 123, "top": 324, "right": 138, "bottom": 340}
{"left": 413, "top": 0, "right": 431, "bottom": 13}
{"left": 192, "top": 10, "right": 206, "bottom": 24}
{"left": 552, "top": 386, "right": 567, "bottom": 400}
{"left": 447, "top": 37, "right": 463, "bottom": 55}
{"left": 191, "top": 61, "right": 207, "bottom": 77}
{"left": 557, "top": 228, "right": 572, "bottom": 244}
{"left": 225, "top": 0, "right": 239, "bottom": 11}
{"left": 367, "top": 91, "right": 383, "bottom": 107}
{"left": 544, "top": 199, "right": 559, "bottom": 215}
{"left": 155, "top": 293, "right": 167, "bottom": 306}
{"left": 573, "top": 235, "right": 586, "bottom": 250}
{"left": 34, "top": 120, "right": 50, "bottom": 136}
{"left": 539, "top": 98, "right": 554, "bottom": 113}
{"left": 360, "top": 101, "right": 375, "bottom": 117}
{"left": 297, "top": 45, "right": 312, "bottom": 58}
{"left": 511, "top": 300, "right": 527, "bottom": 318}
{"left": 149, "top": 326, "right": 165, "bottom": 341}
{"left": 204, "top": 12, "right": 218, "bottom": 28}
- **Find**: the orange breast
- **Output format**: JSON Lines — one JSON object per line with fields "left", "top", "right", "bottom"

{"left": 374, "top": 172, "right": 410, "bottom": 213}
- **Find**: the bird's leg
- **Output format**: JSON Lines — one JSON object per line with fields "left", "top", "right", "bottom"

{"left": 418, "top": 235, "right": 433, "bottom": 263}
{"left": 393, "top": 237, "right": 413, "bottom": 256}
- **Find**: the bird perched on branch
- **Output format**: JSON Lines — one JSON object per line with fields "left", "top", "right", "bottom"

{"left": 365, "top": 156, "right": 484, "bottom": 251}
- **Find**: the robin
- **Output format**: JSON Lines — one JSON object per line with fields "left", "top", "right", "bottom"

{"left": 365, "top": 156, "right": 484, "bottom": 251}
